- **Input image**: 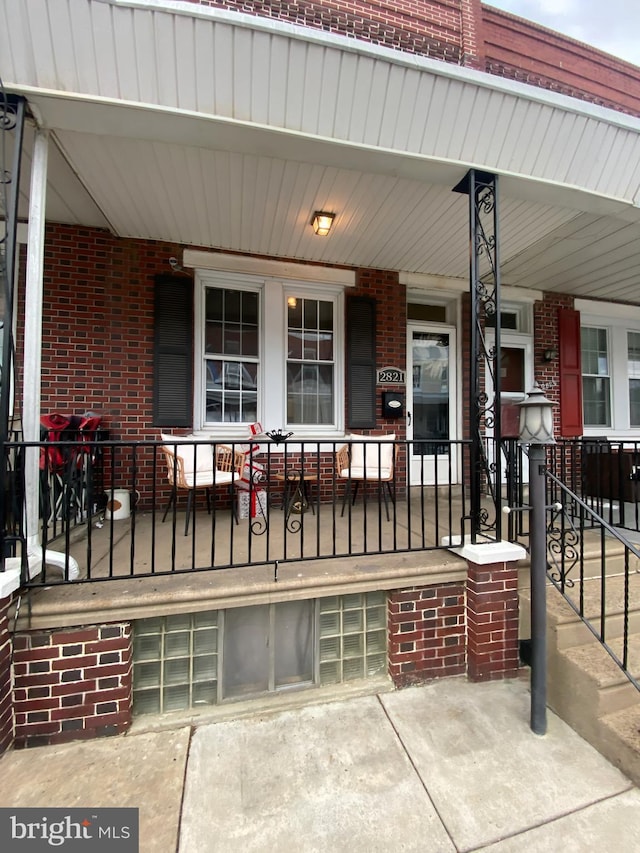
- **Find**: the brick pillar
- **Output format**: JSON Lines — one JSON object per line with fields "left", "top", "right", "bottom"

{"left": 388, "top": 583, "right": 466, "bottom": 687}
{"left": 466, "top": 558, "right": 520, "bottom": 682}
{"left": 13, "top": 622, "right": 133, "bottom": 748}
{"left": 0, "top": 594, "right": 14, "bottom": 755}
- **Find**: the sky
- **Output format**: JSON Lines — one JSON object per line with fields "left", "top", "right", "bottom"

{"left": 486, "top": 1, "right": 640, "bottom": 66}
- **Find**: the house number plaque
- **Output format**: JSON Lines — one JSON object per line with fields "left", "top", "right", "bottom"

{"left": 377, "top": 367, "right": 405, "bottom": 385}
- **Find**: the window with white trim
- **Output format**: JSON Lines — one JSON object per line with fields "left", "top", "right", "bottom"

{"left": 628, "top": 332, "right": 640, "bottom": 427}
{"left": 204, "top": 286, "right": 259, "bottom": 424}
{"left": 577, "top": 299, "right": 640, "bottom": 435}
{"left": 196, "top": 271, "right": 343, "bottom": 435}
{"left": 286, "top": 296, "right": 334, "bottom": 425}
{"left": 581, "top": 326, "right": 611, "bottom": 427}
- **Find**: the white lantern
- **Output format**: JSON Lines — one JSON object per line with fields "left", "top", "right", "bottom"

{"left": 518, "top": 385, "right": 555, "bottom": 445}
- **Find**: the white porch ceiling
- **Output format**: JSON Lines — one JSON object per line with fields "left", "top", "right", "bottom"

{"left": 3, "top": 0, "right": 640, "bottom": 302}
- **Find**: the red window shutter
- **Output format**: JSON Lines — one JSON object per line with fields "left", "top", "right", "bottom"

{"left": 558, "top": 308, "right": 583, "bottom": 437}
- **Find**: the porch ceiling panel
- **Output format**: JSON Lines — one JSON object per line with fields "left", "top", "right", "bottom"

{"left": 52, "top": 128, "right": 585, "bottom": 280}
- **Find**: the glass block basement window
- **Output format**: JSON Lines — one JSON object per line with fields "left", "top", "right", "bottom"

{"left": 133, "top": 593, "right": 388, "bottom": 715}
{"left": 318, "top": 591, "right": 387, "bottom": 685}
{"left": 133, "top": 611, "right": 218, "bottom": 715}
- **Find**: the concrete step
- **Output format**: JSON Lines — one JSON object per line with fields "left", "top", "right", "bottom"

{"left": 559, "top": 633, "right": 640, "bottom": 718}
{"left": 520, "top": 573, "right": 640, "bottom": 649}
{"left": 547, "top": 630, "right": 640, "bottom": 785}
{"left": 599, "top": 704, "right": 640, "bottom": 786}
{"left": 518, "top": 523, "right": 640, "bottom": 788}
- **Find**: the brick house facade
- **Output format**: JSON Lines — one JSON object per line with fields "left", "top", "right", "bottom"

{"left": 2, "top": 0, "right": 640, "bottom": 750}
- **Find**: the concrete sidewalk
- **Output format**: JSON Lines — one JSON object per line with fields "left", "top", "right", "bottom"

{"left": 1, "top": 678, "right": 640, "bottom": 852}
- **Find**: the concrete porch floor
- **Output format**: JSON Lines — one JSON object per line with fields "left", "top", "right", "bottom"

{"left": 56, "top": 485, "right": 483, "bottom": 578}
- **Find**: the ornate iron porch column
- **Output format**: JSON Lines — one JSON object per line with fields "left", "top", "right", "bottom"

{"left": 453, "top": 170, "right": 502, "bottom": 543}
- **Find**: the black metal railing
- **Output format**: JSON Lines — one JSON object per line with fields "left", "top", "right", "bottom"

{"left": 547, "top": 439, "right": 640, "bottom": 532}
{"left": 2, "top": 436, "right": 474, "bottom": 585}
{"left": 542, "top": 469, "right": 640, "bottom": 693}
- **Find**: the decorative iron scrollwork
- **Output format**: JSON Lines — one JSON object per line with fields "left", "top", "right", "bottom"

{"left": 546, "top": 502, "right": 580, "bottom": 590}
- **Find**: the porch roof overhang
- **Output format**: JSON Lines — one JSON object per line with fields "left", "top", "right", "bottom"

{"left": 4, "top": 0, "right": 640, "bottom": 303}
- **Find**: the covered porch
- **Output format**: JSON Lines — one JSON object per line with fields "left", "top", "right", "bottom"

{"left": 3, "top": 0, "right": 640, "bottom": 753}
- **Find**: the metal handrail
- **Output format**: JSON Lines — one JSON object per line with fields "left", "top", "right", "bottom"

{"left": 543, "top": 468, "right": 640, "bottom": 693}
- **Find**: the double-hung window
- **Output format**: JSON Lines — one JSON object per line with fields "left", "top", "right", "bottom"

{"left": 628, "top": 332, "right": 640, "bottom": 427}
{"left": 581, "top": 326, "right": 611, "bottom": 427}
{"left": 204, "top": 286, "right": 259, "bottom": 424}
{"left": 578, "top": 300, "right": 640, "bottom": 435}
{"left": 286, "top": 296, "right": 334, "bottom": 425}
{"left": 196, "top": 271, "right": 343, "bottom": 435}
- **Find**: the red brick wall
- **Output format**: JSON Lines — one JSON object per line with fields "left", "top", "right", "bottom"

{"left": 533, "top": 293, "right": 574, "bottom": 439}
{"left": 483, "top": 7, "right": 640, "bottom": 117}
{"left": 460, "top": 0, "right": 485, "bottom": 68}
{"left": 20, "top": 225, "right": 408, "bottom": 506}
{"left": 0, "top": 595, "right": 14, "bottom": 755}
{"left": 466, "top": 559, "right": 519, "bottom": 681}
{"left": 185, "top": 0, "right": 465, "bottom": 63}
{"left": 388, "top": 583, "right": 466, "bottom": 686}
{"left": 32, "top": 225, "right": 181, "bottom": 443}
{"left": 12, "top": 623, "right": 132, "bottom": 748}
{"left": 354, "top": 268, "right": 406, "bottom": 436}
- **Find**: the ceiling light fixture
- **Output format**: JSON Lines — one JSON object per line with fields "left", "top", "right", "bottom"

{"left": 311, "top": 211, "right": 335, "bottom": 236}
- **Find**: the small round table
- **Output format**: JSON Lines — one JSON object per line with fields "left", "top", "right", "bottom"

{"left": 273, "top": 471, "right": 318, "bottom": 519}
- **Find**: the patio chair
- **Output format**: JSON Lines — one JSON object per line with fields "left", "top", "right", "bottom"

{"left": 159, "top": 434, "right": 246, "bottom": 535}
{"left": 336, "top": 433, "right": 397, "bottom": 521}
{"left": 40, "top": 412, "right": 103, "bottom": 524}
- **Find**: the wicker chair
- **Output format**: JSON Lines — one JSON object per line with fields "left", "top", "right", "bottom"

{"left": 336, "top": 434, "right": 397, "bottom": 521}
{"left": 159, "top": 434, "right": 246, "bottom": 535}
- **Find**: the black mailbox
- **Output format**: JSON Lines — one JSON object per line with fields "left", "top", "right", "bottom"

{"left": 382, "top": 391, "right": 404, "bottom": 418}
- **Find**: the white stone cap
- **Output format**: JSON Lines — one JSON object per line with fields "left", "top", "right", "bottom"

{"left": 442, "top": 537, "right": 527, "bottom": 565}
{"left": 0, "top": 563, "right": 23, "bottom": 600}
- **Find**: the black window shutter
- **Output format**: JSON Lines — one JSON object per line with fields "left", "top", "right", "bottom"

{"left": 153, "top": 275, "right": 194, "bottom": 427}
{"left": 346, "top": 295, "right": 377, "bottom": 428}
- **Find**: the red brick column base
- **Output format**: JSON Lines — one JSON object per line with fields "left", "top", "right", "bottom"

{"left": 388, "top": 583, "right": 466, "bottom": 687}
{"left": 0, "top": 594, "right": 14, "bottom": 755}
{"left": 13, "top": 623, "right": 133, "bottom": 748}
{"left": 466, "top": 557, "right": 520, "bottom": 682}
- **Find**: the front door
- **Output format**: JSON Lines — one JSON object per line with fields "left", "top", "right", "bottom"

{"left": 485, "top": 332, "right": 533, "bottom": 486}
{"left": 406, "top": 324, "right": 457, "bottom": 485}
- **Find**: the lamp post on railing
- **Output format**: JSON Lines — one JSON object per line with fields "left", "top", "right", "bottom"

{"left": 519, "top": 385, "right": 556, "bottom": 736}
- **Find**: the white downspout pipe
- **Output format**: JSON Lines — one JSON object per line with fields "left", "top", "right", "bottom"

{"left": 21, "top": 128, "right": 79, "bottom": 581}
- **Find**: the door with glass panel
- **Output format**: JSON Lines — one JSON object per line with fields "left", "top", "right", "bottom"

{"left": 484, "top": 333, "right": 532, "bottom": 486}
{"left": 406, "top": 325, "right": 457, "bottom": 485}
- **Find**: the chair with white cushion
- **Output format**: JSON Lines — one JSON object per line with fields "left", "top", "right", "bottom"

{"left": 336, "top": 433, "right": 397, "bottom": 521}
{"left": 159, "top": 434, "right": 245, "bottom": 535}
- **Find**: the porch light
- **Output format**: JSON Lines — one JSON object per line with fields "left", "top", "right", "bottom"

{"left": 287, "top": 296, "right": 297, "bottom": 308}
{"left": 542, "top": 347, "right": 558, "bottom": 363}
{"left": 311, "top": 211, "right": 335, "bottom": 236}
{"left": 518, "top": 385, "right": 555, "bottom": 445}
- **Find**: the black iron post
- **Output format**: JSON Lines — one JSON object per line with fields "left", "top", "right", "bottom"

{"left": 453, "top": 169, "right": 501, "bottom": 543}
{"left": 529, "top": 441, "right": 547, "bottom": 735}
{"left": 518, "top": 384, "right": 555, "bottom": 735}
